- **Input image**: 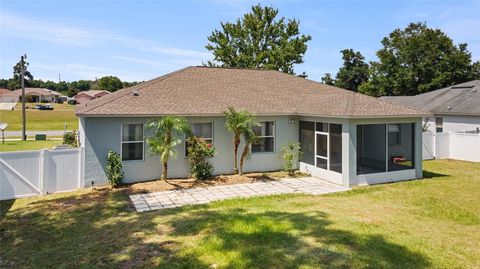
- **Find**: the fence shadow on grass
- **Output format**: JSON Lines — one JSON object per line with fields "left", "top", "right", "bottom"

{"left": 0, "top": 199, "right": 15, "bottom": 221}
{"left": 1, "top": 189, "right": 430, "bottom": 268}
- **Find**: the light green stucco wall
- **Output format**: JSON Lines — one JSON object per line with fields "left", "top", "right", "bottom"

{"left": 80, "top": 115, "right": 298, "bottom": 185}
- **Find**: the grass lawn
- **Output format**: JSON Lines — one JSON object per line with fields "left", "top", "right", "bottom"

{"left": 1, "top": 160, "right": 479, "bottom": 268}
{"left": 0, "top": 103, "right": 78, "bottom": 131}
{"left": 0, "top": 140, "right": 63, "bottom": 152}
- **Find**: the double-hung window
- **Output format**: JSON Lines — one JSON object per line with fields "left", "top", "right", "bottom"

{"left": 436, "top": 117, "right": 443, "bottom": 133}
{"left": 121, "top": 123, "right": 144, "bottom": 161}
{"left": 252, "top": 121, "right": 275, "bottom": 153}
{"left": 185, "top": 122, "right": 214, "bottom": 156}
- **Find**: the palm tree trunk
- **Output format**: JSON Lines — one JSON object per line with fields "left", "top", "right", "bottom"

{"left": 233, "top": 135, "right": 240, "bottom": 174}
{"left": 161, "top": 130, "right": 171, "bottom": 180}
{"left": 162, "top": 160, "right": 168, "bottom": 179}
{"left": 239, "top": 144, "right": 249, "bottom": 175}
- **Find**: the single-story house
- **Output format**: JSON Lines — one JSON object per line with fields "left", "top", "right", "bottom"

{"left": 12, "top": 88, "right": 60, "bottom": 103}
{"left": 74, "top": 90, "right": 110, "bottom": 104}
{"left": 0, "top": 89, "right": 18, "bottom": 110}
{"left": 380, "top": 80, "right": 480, "bottom": 134}
{"left": 76, "top": 66, "right": 428, "bottom": 187}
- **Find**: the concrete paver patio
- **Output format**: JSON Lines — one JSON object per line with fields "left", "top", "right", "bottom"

{"left": 130, "top": 177, "right": 350, "bottom": 212}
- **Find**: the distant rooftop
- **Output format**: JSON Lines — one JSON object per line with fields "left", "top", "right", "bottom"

{"left": 380, "top": 80, "right": 480, "bottom": 116}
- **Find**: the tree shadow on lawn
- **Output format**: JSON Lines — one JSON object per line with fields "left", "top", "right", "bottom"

{"left": 1, "top": 189, "right": 430, "bottom": 268}
{"left": 0, "top": 189, "right": 211, "bottom": 268}
{"left": 167, "top": 208, "right": 430, "bottom": 269}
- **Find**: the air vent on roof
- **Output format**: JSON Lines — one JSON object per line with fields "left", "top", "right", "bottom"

{"left": 132, "top": 90, "right": 139, "bottom": 96}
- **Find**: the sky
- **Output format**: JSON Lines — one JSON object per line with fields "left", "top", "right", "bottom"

{"left": 1, "top": 0, "right": 479, "bottom": 83}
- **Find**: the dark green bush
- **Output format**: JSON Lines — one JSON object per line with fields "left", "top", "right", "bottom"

{"left": 186, "top": 137, "right": 215, "bottom": 180}
{"left": 280, "top": 143, "right": 302, "bottom": 176}
{"left": 106, "top": 150, "right": 124, "bottom": 187}
{"left": 63, "top": 131, "right": 77, "bottom": 147}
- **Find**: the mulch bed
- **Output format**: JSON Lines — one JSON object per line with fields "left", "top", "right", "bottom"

{"left": 123, "top": 171, "right": 308, "bottom": 194}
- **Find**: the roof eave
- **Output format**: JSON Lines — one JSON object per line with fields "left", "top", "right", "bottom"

{"left": 76, "top": 112, "right": 431, "bottom": 119}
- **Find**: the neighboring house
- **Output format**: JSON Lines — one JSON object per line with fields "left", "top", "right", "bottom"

{"left": 380, "top": 80, "right": 480, "bottom": 134}
{"left": 74, "top": 90, "right": 110, "bottom": 104}
{"left": 0, "top": 89, "right": 18, "bottom": 110}
{"left": 76, "top": 66, "right": 428, "bottom": 187}
{"left": 381, "top": 80, "right": 480, "bottom": 162}
{"left": 11, "top": 88, "right": 60, "bottom": 103}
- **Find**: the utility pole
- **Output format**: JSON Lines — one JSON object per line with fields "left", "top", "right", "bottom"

{"left": 21, "top": 54, "right": 27, "bottom": 141}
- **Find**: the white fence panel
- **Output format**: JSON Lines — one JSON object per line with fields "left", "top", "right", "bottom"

{"left": 422, "top": 132, "right": 434, "bottom": 160}
{"left": 44, "top": 149, "right": 83, "bottom": 193}
{"left": 450, "top": 133, "right": 480, "bottom": 162}
{"left": 422, "top": 132, "right": 480, "bottom": 162}
{"left": 435, "top": 133, "right": 450, "bottom": 159}
{"left": 0, "top": 151, "right": 42, "bottom": 200}
{"left": 0, "top": 148, "right": 83, "bottom": 200}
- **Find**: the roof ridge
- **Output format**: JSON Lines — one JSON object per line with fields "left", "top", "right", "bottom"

{"left": 76, "top": 66, "right": 194, "bottom": 114}
{"left": 194, "top": 65, "right": 278, "bottom": 72}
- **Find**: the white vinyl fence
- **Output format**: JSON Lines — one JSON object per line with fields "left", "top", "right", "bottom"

{"left": 0, "top": 148, "right": 84, "bottom": 200}
{"left": 423, "top": 132, "right": 480, "bottom": 162}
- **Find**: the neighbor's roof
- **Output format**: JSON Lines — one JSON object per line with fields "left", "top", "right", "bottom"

{"left": 75, "top": 90, "right": 110, "bottom": 98}
{"left": 0, "top": 88, "right": 16, "bottom": 96}
{"left": 11, "top": 88, "right": 59, "bottom": 97}
{"left": 76, "top": 66, "right": 428, "bottom": 118}
{"left": 380, "top": 80, "right": 480, "bottom": 116}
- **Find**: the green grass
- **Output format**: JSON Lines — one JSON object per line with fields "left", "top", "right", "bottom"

{"left": 0, "top": 140, "right": 63, "bottom": 152}
{"left": 1, "top": 160, "right": 479, "bottom": 268}
{"left": 0, "top": 103, "right": 78, "bottom": 131}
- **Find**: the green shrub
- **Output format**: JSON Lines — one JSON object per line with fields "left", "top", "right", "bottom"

{"left": 186, "top": 137, "right": 215, "bottom": 180}
{"left": 106, "top": 150, "right": 124, "bottom": 187}
{"left": 63, "top": 131, "right": 77, "bottom": 147}
{"left": 280, "top": 143, "right": 302, "bottom": 176}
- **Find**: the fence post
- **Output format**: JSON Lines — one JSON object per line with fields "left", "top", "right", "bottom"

{"left": 39, "top": 149, "right": 47, "bottom": 195}
{"left": 78, "top": 148, "right": 85, "bottom": 188}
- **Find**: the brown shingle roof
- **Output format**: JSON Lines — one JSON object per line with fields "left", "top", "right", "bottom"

{"left": 11, "top": 88, "right": 59, "bottom": 97}
{"left": 0, "top": 88, "right": 15, "bottom": 96}
{"left": 380, "top": 80, "right": 480, "bottom": 116}
{"left": 76, "top": 66, "right": 428, "bottom": 118}
{"left": 75, "top": 90, "right": 110, "bottom": 98}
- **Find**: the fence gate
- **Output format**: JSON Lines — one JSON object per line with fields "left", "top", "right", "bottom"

{"left": 0, "top": 148, "right": 84, "bottom": 200}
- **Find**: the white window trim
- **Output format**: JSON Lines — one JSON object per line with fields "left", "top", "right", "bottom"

{"left": 251, "top": 121, "right": 276, "bottom": 154}
{"left": 120, "top": 123, "right": 145, "bottom": 162}
{"left": 184, "top": 122, "right": 214, "bottom": 158}
{"left": 314, "top": 126, "right": 330, "bottom": 170}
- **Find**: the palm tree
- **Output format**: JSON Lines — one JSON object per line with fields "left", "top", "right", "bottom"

{"left": 147, "top": 117, "right": 191, "bottom": 179}
{"left": 239, "top": 126, "right": 260, "bottom": 175}
{"left": 224, "top": 107, "right": 255, "bottom": 174}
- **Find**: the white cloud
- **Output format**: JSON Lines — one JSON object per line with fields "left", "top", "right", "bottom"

{"left": 0, "top": 11, "right": 109, "bottom": 47}
{"left": 0, "top": 9, "right": 211, "bottom": 60}
{"left": 109, "top": 56, "right": 173, "bottom": 67}
{"left": 32, "top": 63, "right": 156, "bottom": 81}
{"left": 147, "top": 47, "right": 211, "bottom": 59}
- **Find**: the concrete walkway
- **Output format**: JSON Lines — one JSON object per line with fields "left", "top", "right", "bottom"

{"left": 130, "top": 177, "right": 350, "bottom": 212}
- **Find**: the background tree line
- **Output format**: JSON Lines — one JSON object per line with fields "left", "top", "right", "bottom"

{"left": 206, "top": 6, "right": 480, "bottom": 96}
{"left": 321, "top": 22, "right": 480, "bottom": 96}
{"left": 0, "top": 60, "right": 140, "bottom": 97}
